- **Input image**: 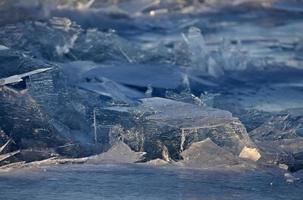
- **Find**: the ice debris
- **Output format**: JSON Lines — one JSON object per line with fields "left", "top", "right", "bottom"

{"left": 0, "top": 45, "right": 9, "bottom": 51}
{"left": 239, "top": 146, "right": 261, "bottom": 162}
{"left": 83, "top": 62, "right": 184, "bottom": 89}
{"left": 184, "top": 26, "right": 249, "bottom": 77}
{"left": 101, "top": 97, "right": 256, "bottom": 160}
{"left": 88, "top": 142, "right": 145, "bottom": 164}
{"left": 0, "top": 139, "right": 12, "bottom": 154}
{"left": 0, "top": 68, "right": 52, "bottom": 86}
{"left": 184, "top": 26, "right": 224, "bottom": 77}
{"left": 284, "top": 173, "right": 300, "bottom": 183}
{"left": 178, "top": 138, "right": 241, "bottom": 169}
{"left": 250, "top": 108, "right": 303, "bottom": 171}
{"left": 0, "top": 6, "right": 302, "bottom": 173}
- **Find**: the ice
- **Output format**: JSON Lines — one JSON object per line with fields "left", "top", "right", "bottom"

{"left": 0, "top": 45, "right": 9, "bottom": 51}
{"left": 184, "top": 26, "right": 252, "bottom": 77}
{"left": 185, "top": 27, "right": 208, "bottom": 61}
{"left": 0, "top": 150, "right": 20, "bottom": 163}
{"left": 0, "top": 18, "right": 146, "bottom": 63}
{"left": 0, "top": 68, "right": 52, "bottom": 86}
{"left": 184, "top": 26, "right": 224, "bottom": 77}
{"left": 0, "top": 49, "right": 53, "bottom": 79}
{"left": 58, "top": 61, "right": 98, "bottom": 83}
{"left": 78, "top": 78, "right": 144, "bottom": 105}
{"left": 238, "top": 146, "right": 261, "bottom": 162}
{"left": 138, "top": 97, "right": 232, "bottom": 123}
{"left": 0, "top": 17, "right": 82, "bottom": 61}
{"left": 102, "top": 97, "right": 255, "bottom": 160}
{"left": 250, "top": 108, "right": 303, "bottom": 141}
{"left": 83, "top": 63, "right": 184, "bottom": 89}
{"left": 57, "top": 61, "right": 145, "bottom": 104}
{"left": 0, "top": 139, "right": 12, "bottom": 154}
{"left": 273, "top": 0, "right": 303, "bottom": 12}
{"left": 178, "top": 138, "right": 242, "bottom": 169}
{"left": 216, "top": 39, "right": 249, "bottom": 71}
{"left": 0, "top": 0, "right": 303, "bottom": 174}
{"left": 0, "top": 86, "right": 68, "bottom": 149}
{"left": 250, "top": 108, "right": 303, "bottom": 171}
{"left": 284, "top": 173, "right": 300, "bottom": 183}
{"left": 87, "top": 142, "right": 145, "bottom": 164}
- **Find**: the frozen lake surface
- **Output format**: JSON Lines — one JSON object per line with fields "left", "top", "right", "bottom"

{"left": 1, "top": 164, "right": 303, "bottom": 200}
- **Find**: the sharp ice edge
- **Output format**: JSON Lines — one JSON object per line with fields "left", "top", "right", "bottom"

{"left": 0, "top": 68, "right": 52, "bottom": 86}
{"left": 0, "top": 3, "right": 302, "bottom": 175}
{"left": 184, "top": 26, "right": 249, "bottom": 77}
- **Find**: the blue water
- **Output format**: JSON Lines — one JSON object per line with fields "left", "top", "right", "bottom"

{"left": 0, "top": 164, "right": 302, "bottom": 200}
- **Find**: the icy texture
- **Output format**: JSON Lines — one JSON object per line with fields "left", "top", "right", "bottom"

{"left": 88, "top": 142, "right": 145, "bottom": 164}
{"left": 185, "top": 27, "right": 224, "bottom": 77}
{"left": 178, "top": 138, "right": 241, "bottom": 169}
{"left": 250, "top": 109, "right": 303, "bottom": 171}
{"left": 0, "top": 1, "right": 303, "bottom": 173}
{"left": 101, "top": 97, "right": 255, "bottom": 160}
{"left": 184, "top": 26, "right": 251, "bottom": 77}
{"left": 0, "top": 18, "right": 81, "bottom": 61}
{"left": 83, "top": 63, "right": 184, "bottom": 89}
{"left": 0, "top": 68, "right": 52, "bottom": 86}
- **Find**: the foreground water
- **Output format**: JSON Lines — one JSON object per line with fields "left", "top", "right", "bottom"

{"left": 0, "top": 164, "right": 302, "bottom": 200}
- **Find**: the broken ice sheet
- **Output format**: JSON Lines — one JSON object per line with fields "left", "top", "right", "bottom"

{"left": 0, "top": 49, "right": 54, "bottom": 79}
{"left": 78, "top": 78, "right": 144, "bottom": 105}
{"left": 249, "top": 108, "right": 303, "bottom": 171}
{"left": 0, "top": 0, "right": 302, "bottom": 174}
{"left": 87, "top": 142, "right": 145, "bottom": 164}
{"left": 57, "top": 61, "right": 145, "bottom": 104}
{"left": 177, "top": 138, "right": 243, "bottom": 169}
{"left": 83, "top": 62, "right": 184, "bottom": 89}
{"left": 0, "top": 86, "right": 68, "bottom": 151}
{"left": 0, "top": 17, "right": 82, "bottom": 61}
{"left": 101, "top": 97, "right": 256, "bottom": 161}
{"left": 0, "top": 18, "right": 145, "bottom": 63}
{"left": 58, "top": 61, "right": 99, "bottom": 83}
{"left": 72, "top": 28, "right": 142, "bottom": 63}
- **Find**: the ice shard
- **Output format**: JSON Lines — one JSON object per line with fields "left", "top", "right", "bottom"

{"left": 83, "top": 63, "right": 184, "bottom": 89}
{"left": 177, "top": 138, "right": 242, "bottom": 169}
{"left": 0, "top": 17, "right": 82, "bottom": 61}
{"left": 184, "top": 26, "right": 224, "bottom": 77}
{"left": 100, "top": 97, "right": 256, "bottom": 160}
{"left": 0, "top": 150, "right": 20, "bottom": 164}
{"left": 78, "top": 78, "right": 144, "bottom": 105}
{"left": 0, "top": 68, "right": 52, "bottom": 86}
{"left": 250, "top": 108, "right": 303, "bottom": 171}
{"left": 87, "top": 142, "right": 145, "bottom": 164}
{"left": 0, "top": 139, "right": 12, "bottom": 154}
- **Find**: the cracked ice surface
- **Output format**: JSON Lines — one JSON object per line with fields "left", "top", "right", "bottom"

{"left": 0, "top": 2, "right": 303, "bottom": 198}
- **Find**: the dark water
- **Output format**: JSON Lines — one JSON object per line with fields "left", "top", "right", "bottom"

{"left": 0, "top": 164, "right": 302, "bottom": 200}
